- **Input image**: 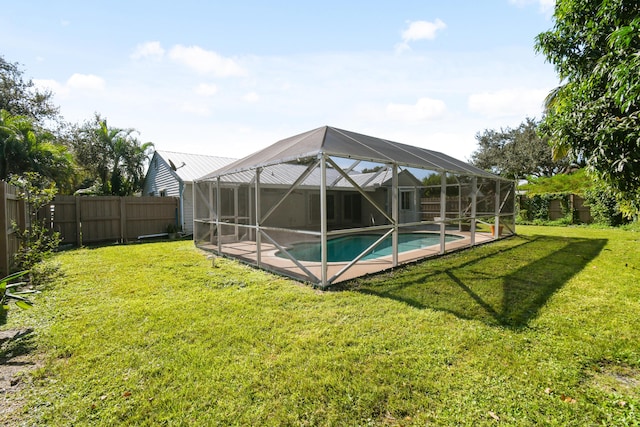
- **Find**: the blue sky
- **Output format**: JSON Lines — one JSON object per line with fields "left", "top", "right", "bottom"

{"left": 1, "top": 0, "right": 558, "bottom": 162}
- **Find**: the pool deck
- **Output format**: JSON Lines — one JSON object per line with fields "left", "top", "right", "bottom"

{"left": 199, "top": 230, "right": 498, "bottom": 285}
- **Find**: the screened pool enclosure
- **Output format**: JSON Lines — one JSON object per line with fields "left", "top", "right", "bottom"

{"left": 194, "top": 126, "right": 515, "bottom": 287}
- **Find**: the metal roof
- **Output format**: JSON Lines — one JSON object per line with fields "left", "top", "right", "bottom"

{"left": 217, "top": 162, "right": 390, "bottom": 189}
{"left": 155, "top": 150, "right": 236, "bottom": 182}
{"left": 200, "top": 126, "right": 501, "bottom": 181}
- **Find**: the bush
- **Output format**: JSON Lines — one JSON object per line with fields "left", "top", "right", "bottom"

{"left": 583, "top": 181, "right": 627, "bottom": 226}
{"left": 9, "top": 172, "right": 61, "bottom": 281}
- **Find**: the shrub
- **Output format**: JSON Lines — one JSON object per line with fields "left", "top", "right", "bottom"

{"left": 9, "top": 172, "right": 61, "bottom": 279}
{"left": 583, "top": 181, "right": 626, "bottom": 226}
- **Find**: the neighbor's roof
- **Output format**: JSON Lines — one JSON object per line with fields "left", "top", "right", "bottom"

{"left": 212, "top": 161, "right": 401, "bottom": 189}
{"left": 155, "top": 150, "right": 236, "bottom": 182}
{"left": 199, "top": 126, "right": 500, "bottom": 180}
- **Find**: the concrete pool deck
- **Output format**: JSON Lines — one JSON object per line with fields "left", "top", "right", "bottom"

{"left": 200, "top": 230, "right": 498, "bottom": 285}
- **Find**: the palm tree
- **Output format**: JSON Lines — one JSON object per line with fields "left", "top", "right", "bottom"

{"left": 0, "top": 110, "right": 74, "bottom": 190}
{"left": 74, "top": 114, "right": 154, "bottom": 196}
{"left": 0, "top": 109, "right": 31, "bottom": 179}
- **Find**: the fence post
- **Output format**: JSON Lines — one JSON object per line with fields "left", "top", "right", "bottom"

{"left": 75, "top": 196, "right": 82, "bottom": 247}
{"left": 0, "top": 181, "right": 8, "bottom": 277}
{"left": 120, "top": 197, "right": 127, "bottom": 243}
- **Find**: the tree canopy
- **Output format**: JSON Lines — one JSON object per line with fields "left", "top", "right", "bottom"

{"left": 0, "top": 110, "right": 75, "bottom": 192}
{"left": 73, "top": 114, "right": 154, "bottom": 196}
{"left": 0, "top": 55, "right": 59, "bottom": 123}
{"left": 471, "top": 118, "right": 570, "bottom": 180}
{"left": 535, "top": 0, "right": 640, "bottom": 214}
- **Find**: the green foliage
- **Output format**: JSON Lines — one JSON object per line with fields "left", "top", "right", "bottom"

{"left": 1, "top": 270, "right": 35, "bottom": 311}
{"left": 421, "top": 173, "right": 460, "bottom": 197}
{"left": 519, "top": 169, "right": 635, "bottom": 226}
{"left": 471, "top": 117, "right": 570, "bottom": 179}
{"left": 0, "top": 110, "right": 75, "bottom": 188}
{"left": 535, "top": 0, "right": 640, "bottom": 215}
{"left": 11, "top": 226, "right": 61, "bottom": 272}
{"left": 0, "top": 55, "right": 59, "bottom": 122}
{"left": 72, "top": 114, "right": 153, "bottom": 196}
{"left": 584, "top": 179, "right": 627, "bottom": 226}
{"left": 9, "top": 173, "right": 61, "bottom": 271}
{"left": 166, "top": 223, "right": 180, "bottom": 234}
{"left": 519, "top": 169, "right": 592, "bottom": 195}
{"left": 0, "top": 56, "right": 77, "bottom": 193}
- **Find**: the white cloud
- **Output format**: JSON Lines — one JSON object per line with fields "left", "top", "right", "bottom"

{"left": 243, "top": 92, "right": 260, "bottom": 103}
{"left": 386, "top": 97, "right": 446, "bottom": 122}
{"left": 467, "top": 88, "right": 549, "bottom": 118}
{"left": 195, "top": 83, "right": 219, "bottom": 96}
{"left": 508, "top": 0, "right": 555, "bottom": 14}
{"left": 396, "top": 19, "right": 447, "bottom": 52}
{"left": 131, "top": 41, "right": 165, "bottom": 60}
{"left": 33, "top": 79, "right": 65, "bottom": 94}
{"left": 169, "top": 45, "right": 246, "bottom": 77}
{"left": 67, "top": 73, "right": 106, "bottom": 91}
{"left": 402, "top": 19, "right": 447, "bottom": 42}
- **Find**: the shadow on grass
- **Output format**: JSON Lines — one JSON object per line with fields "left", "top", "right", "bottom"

{"left": 348, "top": 234, "right": 607, "bottom": 328}
{"left": 0, "top": 328, "right": 35, "bottom": 362}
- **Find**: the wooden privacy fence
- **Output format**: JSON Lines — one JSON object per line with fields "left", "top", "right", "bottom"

{"left": 518, "top": 194, "right": 592, "bottom": 224}
{"left": 420, "top": 197, "right": 462, "bottom": 221}
{"left": 43, "top": 196, "right": 179, "bottom": 246}
{"left": 548, "top": 195, "right": 592, "bottom": 223}
{"left": 1, "top": 181, "right": 27, "bottom": 277}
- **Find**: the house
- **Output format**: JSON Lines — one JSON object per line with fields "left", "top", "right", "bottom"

{"left": 193, "top": 125, "right": 515, "bottom": 287}
{"left": 143, "top": 150, "right": 236, "bottom": 235}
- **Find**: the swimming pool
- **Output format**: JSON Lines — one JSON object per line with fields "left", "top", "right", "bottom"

{"left": 275, "top": 232, "right": 463, "bottom": 263}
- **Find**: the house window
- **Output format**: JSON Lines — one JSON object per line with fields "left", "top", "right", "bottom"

{"left": 310, "top": 194, "right": 335, "bottom": 223}
{"left": 160, "top": 189, "right": 167, "bottom": 197}
{"left": 401, "top": 191, "right": 412, "bottom": 210}
{"left": 343, "top": 193, "right": 362, "bottom": 222}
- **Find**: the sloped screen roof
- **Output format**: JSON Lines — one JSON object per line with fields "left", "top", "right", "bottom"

{"left": 200, "top": 126, "right": 500, "bottom": 180}
{"left": 156, "top": 150, "right": 236, "bottom": 182}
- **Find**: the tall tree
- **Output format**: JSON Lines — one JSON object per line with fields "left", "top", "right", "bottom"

{"left": 471, "top": 118, "right": 569, "bottom": 179}
{"left": 0, "top": 110, "right": 74, "bottom": 191}
{"left": 73, "top": 114, "right": 153, "bottom": 196}
{"left": 0, "top": 55, "right": 78, "bottom": 192}
{"left": 535, "top": 0, "right": 640, "bottom": 214}
{"left": 0, "top": 55, "right": 59, "bottom": 123}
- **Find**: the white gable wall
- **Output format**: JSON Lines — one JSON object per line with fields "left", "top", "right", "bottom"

{"left": 144, "top": 152, "right": 233, "bottom": 235}
{"left": 143, "top": 155, "right": 181, "bottom": 197}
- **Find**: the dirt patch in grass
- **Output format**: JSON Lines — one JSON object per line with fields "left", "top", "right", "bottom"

{"left": 0, "top": 328, "right": 41, "bottom": 425}
{"left": 587, "top": 360, "right": 640, "bottom": 399}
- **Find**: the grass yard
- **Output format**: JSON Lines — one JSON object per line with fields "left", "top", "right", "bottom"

{"left": 1, "top": 225, "right": 639, "bottom": 425}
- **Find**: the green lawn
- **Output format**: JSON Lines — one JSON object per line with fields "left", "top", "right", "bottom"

{"left": 1, "top": 225, "right": 639, "bottom": 426}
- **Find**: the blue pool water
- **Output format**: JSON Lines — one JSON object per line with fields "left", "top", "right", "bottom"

{"left": 276, "top": 233, "right": 463, "bottom": 263}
